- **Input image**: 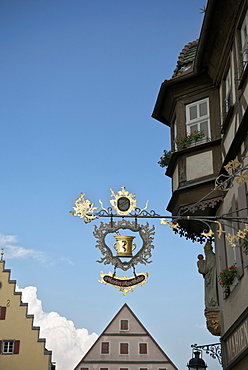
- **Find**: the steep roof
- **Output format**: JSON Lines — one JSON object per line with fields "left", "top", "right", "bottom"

{"left": 74, "top": 303, "right": 179, "bottom": 370}
{"left": 172, "top": 40, "right": 198, "bottom": 78}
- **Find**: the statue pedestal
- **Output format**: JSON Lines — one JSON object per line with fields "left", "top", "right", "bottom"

{"left": 205, "top": 308, "right": 221, "bottom": 336}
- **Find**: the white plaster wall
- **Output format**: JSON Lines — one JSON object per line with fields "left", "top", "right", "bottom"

{"left": 186, "top": 151, "right": 213, "bottom": 181}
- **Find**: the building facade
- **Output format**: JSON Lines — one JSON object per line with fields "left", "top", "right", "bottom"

{"left": 0, "top": 260, "right": 54, "bottom": 370}
{"left": 152, "top": 0, "right": 248, "bottom": 369}
{"left": 74, "top": 303, "right": 178, "bottom": 370}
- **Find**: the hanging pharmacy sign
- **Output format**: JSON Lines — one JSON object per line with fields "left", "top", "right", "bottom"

{"left": 70, "top": 159, "right": 248, "bottom": 293}
{"left": 70, "top": 187, "right": 154, "bottom": 294}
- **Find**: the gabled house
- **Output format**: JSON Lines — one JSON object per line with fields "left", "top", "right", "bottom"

{"left": 0, "top": 260, "right": 55, "bottom": 370}
{"left": 74, "top": 303, "right": 178, "bottom": 370}
{"left": 152, "top": 0, "right": 248, "bottom": 369}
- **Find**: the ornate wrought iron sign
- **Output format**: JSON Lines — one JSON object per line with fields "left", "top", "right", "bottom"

{"left": 70, "top": 158, "right": 248, "bottom": 293}
{"left": 93, "top": 220, "right": 154, "bottom": 271}
{"left": 71, "top": 187, "right": 154, "bottom": 294}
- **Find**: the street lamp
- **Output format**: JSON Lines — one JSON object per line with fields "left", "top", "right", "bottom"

{"left": 187, "top": 350, "right": 208, "bottom": 370}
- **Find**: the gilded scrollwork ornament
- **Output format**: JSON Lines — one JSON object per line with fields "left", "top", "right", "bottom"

{"left": 70, "top": 193, "right": 98, "bottom": 223}
{"left": 109, "top": 187, "right": 137, "bottom": 216}
{"left": 93, "top": 220, "right": 155, "bottom": 271}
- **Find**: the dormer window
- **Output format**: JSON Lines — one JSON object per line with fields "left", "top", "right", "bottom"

{"left": 186, "top": 98, "right": 210, "bottom": 143}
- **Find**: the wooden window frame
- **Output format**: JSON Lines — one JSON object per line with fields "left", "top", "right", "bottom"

{"left": 119, "top": 342, "right": 129, "bottom": 355}
{"left": 100, "top": 341, "right": 110, "bottom": 355}
{"left": 186, "top": 98, "right": 211, "bottom": 142}
{"left": 138, "top": 342, "right": 148, "bottom": 355}
{"left": 120, "top": 319, "right": 129, "bottom": 331}
{"left": 0, "top": 306, "right": 6, "bottom": 320}
{"left": 1, "top": 340, "right": 20, "bottom": 354}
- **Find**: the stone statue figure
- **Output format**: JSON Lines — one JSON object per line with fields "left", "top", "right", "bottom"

{"left": 197, "top": 242, "right": 219, "bottom": 308}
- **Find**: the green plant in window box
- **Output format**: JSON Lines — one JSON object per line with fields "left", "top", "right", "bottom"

{"left": 176, "top": 130, "right": 205, "bottom": 149}
{"left": 158, "top": 149, "right": 174, "bottom": 168}
{"left": 242, "top": 234, "right": 248, "bottom": 255}
{"left": 158, "top": 131, "right": 205, "bottom": 168}
{"left": 218, "top": 265, "right": 237, "bottom": 294}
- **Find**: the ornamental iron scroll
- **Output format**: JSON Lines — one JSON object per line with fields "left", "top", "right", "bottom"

{"left": 214, "top": 156, "right": 248, "bottom": 191}
{"left": 93, "top": 220, "right": 155, "bottom": 271}
{"left": 71, "top": 155, "right": 248, "bottom": 248}
{"left": 191, "top": 343, "right": 222, "bottom": 365}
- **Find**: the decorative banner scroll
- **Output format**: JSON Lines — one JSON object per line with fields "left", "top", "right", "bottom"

{"left": 99, "top": 271, "right": 149, "bottom": 295}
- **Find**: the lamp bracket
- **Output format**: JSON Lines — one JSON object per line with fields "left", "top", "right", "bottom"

{"left": 191, "top": 343, "right": 222, "bottom": 365}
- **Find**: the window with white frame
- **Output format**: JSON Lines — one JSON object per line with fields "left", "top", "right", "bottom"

{"left": 173, "top": 119, "right": 177, "bottom": 150}
{"left": 241, "top": 10, "right": 248, "bottom": 64}
{"left": 80, "top": 368, "right": 89, "bottom": 370}
{"left": 119, "top": 368, "right": 129, "bottom": 370}
{"left": 120, "top": 319, "right": 129, "bottom": 331}
{"left": 139, "top": 368, "right": 148, "bottom": 370}
{"left": 100, "top": 368, "right": 109, "bottom": 370}
{"left": 3, "top": 340, "right": 14, "bottom": 354}
{"left": 139, "top": 342, "right": 148, "bottom": 354}
{"left": 100, "top": 341, "right": 110, "bottom": 354}
{"left": 225, "top": 68, "right": 232, "bottom": 113}
{"left": 186, "top": 98, "right": 210, "bottom": 143}
{"left": 120, "top": 342, "right": 129, "bottom": 355}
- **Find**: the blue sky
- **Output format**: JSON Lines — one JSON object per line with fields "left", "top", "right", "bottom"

{"left": 0, "top": 1, "right": 222, "bottom": 369}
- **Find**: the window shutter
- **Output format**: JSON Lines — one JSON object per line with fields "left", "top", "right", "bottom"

{"left": 120, "top": 319, "right": 128, "bottom": 330}
{"left": 139, "top": 343, "right": 147, "bottom": 354}
{"left": 120, "top": 342, "right": 128, "bottom": 354}
{"left": 14, "top": 340, "right": 20, "bottom": 354}
{"left": 101, "top": 341, "right": 109, "bottom": 354}
{"left": 0, "top": 306, "right": 6, "bottom": 320}
{"left": 0, "top": 340, "right": 2, "bottom": 354}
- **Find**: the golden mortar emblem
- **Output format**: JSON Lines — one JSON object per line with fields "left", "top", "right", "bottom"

{"left": 113, "top": 232, "right": 136, "bottom": 257}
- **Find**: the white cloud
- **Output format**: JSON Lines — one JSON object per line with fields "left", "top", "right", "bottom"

{"left": 0, "top": 232, "right": 48, "bottom": 263}
{"left": 60, "top": 257, "right": 74, "bottom": 266}
{"left": 18, "top": 286, "right": 98, "bottom": 370}
{"left": 0, "top": 233, "right": 17, "bottom": 245}
{"left": 5, "top": 245, "right": 48, "bottom": 263}
{"left": 0, "top": 232, "right": 73, "bottom": 267}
